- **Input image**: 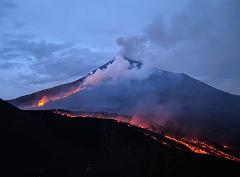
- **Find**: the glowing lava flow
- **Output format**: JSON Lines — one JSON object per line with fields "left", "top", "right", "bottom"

{"left": 165, "top": 135, "right": 208, "bottom": 154}
{"left": 37, "top": 96, "right": 48, "bottom": 107}
{"left": 158, "top": 135, "right": 240, "bottom": 162}
{"left": 36, "top": 86, "right": 82, "bottom": 107}
{"left": 53, "top": 110, "right": 240, "bottom": 163}
{"left": 185, "top": 139, "right": 240, "bottom": 162}
{"left": 53, "top": 110, "right": 131, "bottom": 121}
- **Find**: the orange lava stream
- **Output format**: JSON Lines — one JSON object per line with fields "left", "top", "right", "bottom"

{"left": 165, "top": 135, "right": 208, "bottom": 154}
{"left": 53, "top": 110, "right": 240, "bottom": 163}
{"left": 37, "top": 96, "right": 49, "bottom": 107}
{"left": 165, "top": 135, "right": 240, "bottom": 162}
{"left": 53, "top": 110, "right": 129, "bottom": 121}
{"left": 36, "top": 86, "right": 82, "bottom": 107}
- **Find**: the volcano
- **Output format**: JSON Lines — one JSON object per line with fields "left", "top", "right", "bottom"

{"left": 8, "top": 56, "right": 240, "bottom": 149}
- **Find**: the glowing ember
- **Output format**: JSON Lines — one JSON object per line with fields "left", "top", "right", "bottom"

{"left": 223, "top": 145, "right": 231, "bottom": 149}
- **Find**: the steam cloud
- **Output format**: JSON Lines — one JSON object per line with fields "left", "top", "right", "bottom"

{"left": 116, "top": 0, "right": 240, "bottom": 95}
{"left": 83, "top": 55, "right": 150, "bottom": 87}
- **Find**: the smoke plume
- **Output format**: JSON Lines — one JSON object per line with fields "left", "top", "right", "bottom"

{"left": 116, "top": 0, "right": 240, "bottom": 95}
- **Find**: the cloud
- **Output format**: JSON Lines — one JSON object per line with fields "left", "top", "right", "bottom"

{"left": 0, "top": 62, "right": 22, "bottom": 70}
{"left": 0, "top": 0, "right": 26, "bottom": 31}
{"left": 0, "top": 35, "right": 110, "bottom": 86}
{"left": 4, "top": 38, "right": 71, "bottom": 59}
{"left": 0, "top": 0, "right": 17, "bottom": 19}
{"left": 116, "top": 0, "right": 240, "bottom": 95}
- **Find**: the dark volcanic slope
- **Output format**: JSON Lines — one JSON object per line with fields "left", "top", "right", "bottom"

{"left": 0, "top": 99, "right": 240, "bottom": 177}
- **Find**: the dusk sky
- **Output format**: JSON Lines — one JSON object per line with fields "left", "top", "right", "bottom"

{"left": 0, "top": 0, "right": 239, "bottom": 99}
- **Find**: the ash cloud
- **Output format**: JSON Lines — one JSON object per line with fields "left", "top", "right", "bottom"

{"left": 116, "top": 0, "right": 240, "bottom": 95}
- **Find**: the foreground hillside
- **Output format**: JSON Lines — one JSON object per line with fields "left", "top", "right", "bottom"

{"left": 0, "top": 99, "right": 240, "bottom": 177}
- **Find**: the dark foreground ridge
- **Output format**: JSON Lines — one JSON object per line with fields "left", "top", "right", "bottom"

{"left": 0, "top": 99, "right": 240, "bottom": 177}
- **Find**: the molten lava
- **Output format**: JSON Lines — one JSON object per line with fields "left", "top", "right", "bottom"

{"left": 36, "top": 86, "right": 82, "bottom": 107}
{"left": 37, "top": 96, "right": 48, "bottom": 107}
{"left": 54, "top": 110, "right": 131, "bottom": 121}
{"left": 165, "top": 135, "right": 208, "bottom": 154}
{"left": 53, "top": 110, "right": 240, "bottom": 163}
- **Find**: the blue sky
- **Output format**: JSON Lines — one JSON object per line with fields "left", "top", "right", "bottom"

{"left": 0, "top": 0, "right": 239, "bottom": 99}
